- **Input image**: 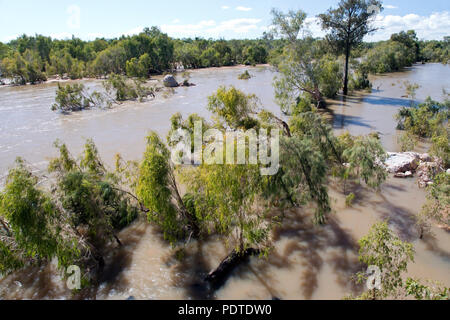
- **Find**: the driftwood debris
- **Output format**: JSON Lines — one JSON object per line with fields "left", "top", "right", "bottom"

{"left": 205, "top": 248, "right": 260, "bottom": 290}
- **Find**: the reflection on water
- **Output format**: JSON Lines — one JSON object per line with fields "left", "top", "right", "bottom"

{"left": 0, "top": 64, "right": 449, "bottom": 300}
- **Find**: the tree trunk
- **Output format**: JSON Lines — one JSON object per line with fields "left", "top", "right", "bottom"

{"left": 343, "top": 41, "right": 351, "bottom": 96}
{"left": 205, "top": 248, "right": 260, "bottom": 290}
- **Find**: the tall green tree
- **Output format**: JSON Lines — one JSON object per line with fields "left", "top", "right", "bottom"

{"left": 319, "top": 0, "right": 383, "bottom": 95}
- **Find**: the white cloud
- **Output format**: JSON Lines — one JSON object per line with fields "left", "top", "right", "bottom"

{"left": 160, "top": 20, "right": 217, "bottom": 37}
{"left": 305, "top": 11, "right": 450, "bottom": 42}
{"left": 221, "top": 6, "right": 230, "bottom": 10}
{"left": 236, "top": 6, "right": 252, "bottom": 12}
{"left": 367, "top": 11, "right": 450, "bottom": 41}
{"left": 160, "top": 18, "right": 262, "bottom": 38}
{"left": 384, "top": 5, "right": 398, "bottom": 9}
{"left": 208, "top": 18, "right": 262, "bottom": 34}
{"left": 172, "top": 19, "right": 181, "bottom": 24}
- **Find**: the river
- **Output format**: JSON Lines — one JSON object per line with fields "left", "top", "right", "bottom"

{"left": 0, "top": 63, "right": 449, "bottom": 300}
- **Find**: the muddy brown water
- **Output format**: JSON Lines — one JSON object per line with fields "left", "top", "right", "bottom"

{"left": 0, "top": 64, "right": 449, "bottom": 300}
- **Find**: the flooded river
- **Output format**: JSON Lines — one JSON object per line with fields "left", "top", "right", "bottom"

{"left": 0, "top": 64, "right": 449, "bottom": 300}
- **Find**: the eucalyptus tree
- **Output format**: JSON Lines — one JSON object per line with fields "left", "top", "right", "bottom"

{"left": 270, "top": 9, "right": 331, "bottom": 111}
{"left": 0, "top": 159, "right": 80, "bottom": 276}
{"left": 207, "top": 86, "right": 260, "bottom": 130}
{"left": 263, "top": 135, "right": 331, "bottom": 224}
{"left": 318, "top": 0, "right": 383, "bottom": 95}
{"left": 51, "top": 83, "right": 105, "bottom": 112}
{"left": 48, "top": 140, "right": 139, "bottom": 250}
{"left": 342, "top": 135, "right": 388, "bottom": 189}
{"left": 136, "top": 132, "right": 201, "bottom": 243}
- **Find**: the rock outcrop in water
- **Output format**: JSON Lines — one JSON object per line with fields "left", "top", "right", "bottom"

{"left": 384, "top": 152, "right": 445, "bottom": 187}
{"left": 163, "top": 75, "right": 179, "bottom": 88}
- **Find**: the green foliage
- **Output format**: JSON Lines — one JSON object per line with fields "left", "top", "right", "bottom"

{"left": 318, "top": 55, "right": 343, "bottom": 98}
{"left": 126, "top": 53, "right": 152, "bottom": 78}
{"left": 318, "top": 0, "right": 382, "bottom": 94}
{"left": 238, "top": 70, "right": 252, "bottom": 80}
{"left": 362, "top": 41, "right": 416, "bottom": 74}
{"left": 420, "top": 173, "right": 449, "bottom": 229}
{"left": 1, "top": 50, "right": 47, "bottom": 84}
{"left": 397, "top": 132, "right": 417, "bottom": 152}
{"left": 430, "top": 125, "right": 450, "bottom": 168}
{"left": 269, "top": 136, "right": 331, "bottom": 224}
{"left": 357, "top": 221, "right": 415, "bottom": 299}
{"left": 396, "top": 96, "right": 449, "bottom": 139}
{"left": 242, "top": 45, "right": 268, "bottom": 65}
{"left": 207, "top": 86, "right": 259, "bottom": 130}
{"left": 137, "top": 132, "right": 198, "bottom": 244}
{"left": 51, "top": 83, "right": 104, "bottom": 112}
{"left": 167, "top": 113, "right": 210, "bottom": 153}
{"left": 420, "top": 38, "right": 450, "bottom": 64}
{"left": 103, "top": 73, "right": 154, "bottom": 102}
{"left": 405, "top": 278, "right": 449, "bottom": 300}
{"left": 49, "top": 140, "right": 138, "bottom": 246}
{"left": 345, "top": 193, "right": 356, "bottom": 207}
{"left": 343, "top": 135, "right": 388, "bottom": 189}
{"left": 182, "top": 163, "right": 271, "bottom": 254}
{"left": 0, "top": 159, "right": 79, "bottom": 275}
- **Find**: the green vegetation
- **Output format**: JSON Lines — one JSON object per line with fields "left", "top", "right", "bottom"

{"left": 238, "top": 70, "right": 252, "bottom": 80}
{"left": 417, "top": 173, "right": 449, "bottom": 238}
{"left": 51, "top": 83, "right": 105, "bottom": 112}
{"left": 51, "top": 73, "right": 156, "bottom": 112}
{"left": 318, "top": 0, "right": 382, "bottom": 95}
{"left": 353, "top": 221, "right": 449, "bottom": 300}
{"left": 0, "top": 29, "right": 271, "bottom": 84}
{"left": 0, "top": 140, "right": 140, "bottom": 284}
{"left": 1, "top": 3, "right": 449, "bottom": 301}
{"left": 396, "top": 85, "right": 449, "bottom": 167}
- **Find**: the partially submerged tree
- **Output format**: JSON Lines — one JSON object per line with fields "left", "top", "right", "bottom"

{"left": 264, "top": 135, "right": 331, "bottom": 224}
{"left": 136, "top": 132, "right": 201, "bottom": 243}
{"left": 0, "top": 159, "right": 80, "bottom": 276}
{"left": 356, "top": 221, "right": 414, "bottom": 300}
{"left": 207, "top": 86, "right": 259, "bottom": 130}
{"left": 343, "top": 135, "right": 388, "bottom": 189}
{"left": 271, "top": 9, "right": 342, "bottom": 111}
{"left": 182, "top": 163, "right": 272, "bottom": 288}
{"left": 51, "top": 83, "right": 105, "bottom": 112}
{"left": 319, "top": 0, "right": 383, "bottom": 95}
{"left": 103, "top": 73, "right": 155, "bottom": 102}
{"left": 48, "top": 140, "right": 139, "bottom": 249}
{"left": 418, "top": 173, "right": 449, "bottom": 236}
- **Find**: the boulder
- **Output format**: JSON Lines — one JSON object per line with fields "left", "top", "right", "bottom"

{"left": 384, "top": 152, "right": 420, "bottom": 173}
{"left": 163, "top": 75, "right": 179, "bottom": 88}
{"left": 416, "top": 161, "right": 444, "bottom": 188}
{"left": 419, "top": 153, "right": 432, "bottom": 162}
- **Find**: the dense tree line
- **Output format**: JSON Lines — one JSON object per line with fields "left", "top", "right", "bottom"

{"left": 0, "top": 28, "right": 271, "bottom": 85}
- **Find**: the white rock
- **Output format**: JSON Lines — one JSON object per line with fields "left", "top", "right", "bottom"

{"left": 384, "top": 152, "right": 420, "bottom": 173}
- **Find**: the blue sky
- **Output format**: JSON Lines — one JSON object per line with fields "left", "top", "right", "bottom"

{"left": 0, "top": 0, "right": 449, "bottom": 42}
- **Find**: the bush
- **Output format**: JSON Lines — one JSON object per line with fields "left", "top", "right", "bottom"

{"left": 238, "top": 70, "right": 252, "bottom": 80}
{"left": 51, "top": 83, "right": 103, "bottom": 112}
